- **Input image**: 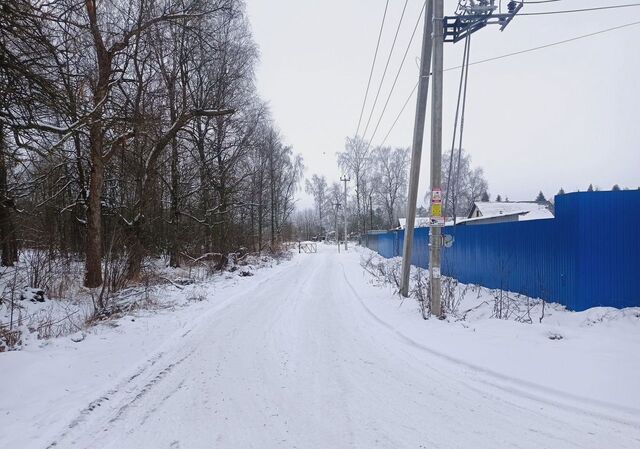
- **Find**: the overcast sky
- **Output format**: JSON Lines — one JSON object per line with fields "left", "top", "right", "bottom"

{"left": 246, "top": 0, "right": 639, "bottom": 208}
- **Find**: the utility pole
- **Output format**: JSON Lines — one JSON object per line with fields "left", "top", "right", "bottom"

{"left": 332, "top": 202, "right": 341, "bottom": 253}
{"left": 400, "top": 0, "right": 523, "bottom": 312}
{"left": 369, "top": 193, "right": 373, "bottom": 230}
{"left": 340, "top": 175, "right": 350, "bottom": 250}
{"left": 399, "top": 0, "right": 435, "bottom": 298}
{"left": 429, "top": 0, "right": 444, "bottom": 317}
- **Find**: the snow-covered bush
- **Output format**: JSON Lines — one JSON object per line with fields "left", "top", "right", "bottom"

{"left": 360, "top": 249, "right": 547, "bottom": 323}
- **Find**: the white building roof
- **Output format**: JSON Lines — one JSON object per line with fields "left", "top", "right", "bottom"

{"left": 466, "top": 201, "right": 554, "bottom": 222}
{"left": 397, "top": 217, "right": 431, "bottom": 230}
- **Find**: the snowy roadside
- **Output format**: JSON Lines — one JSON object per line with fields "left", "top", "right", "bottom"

{"left": 0, "top": 251, "right": 300, "bottom": 449}
{"left": 343, "top": 246, "right": 640, "bottom": 419}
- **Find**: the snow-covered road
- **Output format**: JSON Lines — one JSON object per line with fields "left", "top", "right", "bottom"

{"left": 14, "top": 246, "right": 640, "bottom": 448}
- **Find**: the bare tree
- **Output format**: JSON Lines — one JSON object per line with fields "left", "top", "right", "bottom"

{"left": 441, "top": 148, "right": 489, "bottom": 220}
{"left": 372, "top": 146, "right": 409, "bottom": 229}
{"left": 305, "top": 174, "right": 328, "bottom": 236}
{"left": 0, "top": 0, "right": 304, "bottom": 305}
{"left": 337, "top": 136, "right": 370, "bottom": 235}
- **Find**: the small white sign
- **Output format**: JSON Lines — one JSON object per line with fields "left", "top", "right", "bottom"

{"left": 431, "top": 188, "right": 442, "bottom": 203}
{"left": 432, "top": 267, "right": 441, "bottom": 279}
{"left": 430, "top": 216, "right": 445, "bottom": 227}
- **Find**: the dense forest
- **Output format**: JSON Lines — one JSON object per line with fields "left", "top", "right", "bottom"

{"left": 0, "top": 0, "right": 303, "bottom": 290}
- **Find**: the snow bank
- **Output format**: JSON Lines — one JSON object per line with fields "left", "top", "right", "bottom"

{"left": 353, "top": 246, "right": 640, "bottom": 416}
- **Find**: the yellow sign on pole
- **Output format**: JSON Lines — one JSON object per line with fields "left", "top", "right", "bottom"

{"left": 432, "top": 203, "right": 442, "bottom": 217}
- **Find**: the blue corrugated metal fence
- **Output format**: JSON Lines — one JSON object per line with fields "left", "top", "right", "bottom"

{"left": 365, "top": 191, "right": 640, "bottom": 311}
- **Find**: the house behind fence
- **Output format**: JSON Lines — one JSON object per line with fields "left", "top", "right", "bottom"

{"left": 364, "top": 191, "right": 640, "bottom": 311}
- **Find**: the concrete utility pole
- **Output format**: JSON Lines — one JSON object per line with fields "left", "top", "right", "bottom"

{"left": 429, "top": 0, "right": 444, "bottom": 317}
{"left": 400, "top": 0, "right": 435, "bottom": 298}
{"left": 340, "top": 175, "right": 350, "bottom": 250}
{"left": 332, "top": 202, "right": 341, "bottom": 253}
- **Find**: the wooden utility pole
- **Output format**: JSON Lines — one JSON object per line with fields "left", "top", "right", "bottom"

{"left": 400, "top": 0, "right": 434, "bottom": 297}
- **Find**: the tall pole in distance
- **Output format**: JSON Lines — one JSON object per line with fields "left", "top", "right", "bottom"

{"left": 333, "top": 203, "right": 340, "bottom": 254}
{"left": 429, "top": 0, "right": 444, "bottom": 317}
{"left": 369, "top": 193, "right": 373, "bottom": 230}
{"left": 340, "top": 175, "right": 350, "bottom": 250}
{"left": 400, "top": 0, "right": 434, "bottom": 297}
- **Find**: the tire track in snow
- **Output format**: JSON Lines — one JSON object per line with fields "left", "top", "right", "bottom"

{"left": 46, "top": 260, "right": 300, "bottom": 448}
{"left": 339, "top": 261, "right": 640, "bottom": 429}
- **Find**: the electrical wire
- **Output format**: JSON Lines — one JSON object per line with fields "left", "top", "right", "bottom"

{"left": 444, "top": 35, "right": 471, "bottom": 222}
{"left": 354, "top": 0, "right": 390, "bottom": 139}
{"left": 519, "top": 3, "right": 640, "bottom": 15}
{"left": 379, "top": 82, "right": 418, "bottom": 148}
{"left": 363, "top": 1, "right": 426, "bottom": 147}
{"left": 452, "top": 36, "right": 472, "bottom": 225}
{"left": 377, "top": 19, "right": 640, "bottom": 148}
{"left": 361, "top": 0, "right": 410, "bottom": 140}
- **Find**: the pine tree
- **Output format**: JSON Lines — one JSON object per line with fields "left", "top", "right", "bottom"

{"left": 612, "top": 184, "right": 621, "bottom": 191}
{"left": 481, "top": 191, "right": 490, "bottom": 202}
{"left": 557, "top": 187, "right": 565, "bottom": 196}
{"left": 535, "top": 191, "right": 546, "bottom": 203}
{"left": 587, "top": 184, "right": 594, "bottom": 192}
{"left": 496, "top": 194, "right": 502, "bottom": 202}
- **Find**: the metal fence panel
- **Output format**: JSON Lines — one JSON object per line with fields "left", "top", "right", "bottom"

{"left": 365, "top": 191, "right": 640, "bottom": 311}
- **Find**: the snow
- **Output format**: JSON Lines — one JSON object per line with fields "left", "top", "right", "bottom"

{"left": 1, "top": 245, "right": 639, "bottom": 448}
{"left": 465, "top": 201, "right": 554, "bottom": 222}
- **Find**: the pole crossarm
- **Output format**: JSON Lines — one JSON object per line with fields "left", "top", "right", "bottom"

{"left": 444, "top": 1, "right": 523, "bottom": 43}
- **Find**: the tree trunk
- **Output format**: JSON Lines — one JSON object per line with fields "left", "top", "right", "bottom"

{"left": 83, "top": 0, "right": 111, "bottom": 287}
{"left": 84, "top": 137, "right": 104, "bottom": 287}
{"left": 126, "top": 221, "right": 145, "bottom": 280}
{"left": 269, "top": 149, "right": 276, "bottom": 247}
{"left": 215, "top": 117, "right": 228, "bottom": 254}
{"left": 0, "top": 125, "right": 17, "bottom": 266}
{"left": 168, "top": 99, "right": 180, "bottom": 267}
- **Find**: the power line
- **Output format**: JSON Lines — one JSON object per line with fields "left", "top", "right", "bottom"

{"left": 379, "top": 82, "right": 418, "bottom": 148}
{"left": 363, "top": 1, "right": 426, "bottom": 147}
{"left": 354, "top": 0, "right": 390, "bottom": 138}
{"left": 519, "top": 3, "right": 640, "bottom": 15}
{"left": 378, "top": 19, "right": 640, "bottom": 148}
{"left": 444, "top": 35, "right": 471, "bottom": 222}
{"left": 464, "top": 20, "right": 640, "bottom": 67}
{"left": 361, "top": 0, "right": 409, "bottom": 140}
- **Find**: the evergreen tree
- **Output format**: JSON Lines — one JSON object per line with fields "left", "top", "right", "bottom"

{"left": 612, "top": 184, "right": 621, "bottom": 191}
{"left": 587, "top": 184, "right": 594, "bottom": 192}
{"left": 535, "top": 191, "right": 546, "bottom": 203}
{"left": 481, "top": 191, "right": 490, "bottom": 202}
{"left": 495, "top": 194, "right": 502, "bottom": 202}
{"left": 557, "top": 188, "right": 565, "bottom": 196}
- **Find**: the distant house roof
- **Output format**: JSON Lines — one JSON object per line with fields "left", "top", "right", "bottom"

{"left": 464, "top": 201, "right": 554, "bottom": 224}
{"left": 397, "top": 217, "right": 430, "bottom": 230}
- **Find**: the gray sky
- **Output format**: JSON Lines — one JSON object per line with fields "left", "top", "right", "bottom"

{"left": 246, "top": 0, "right": 640, "bottom": 208}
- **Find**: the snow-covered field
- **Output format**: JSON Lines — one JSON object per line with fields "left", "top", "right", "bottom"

{"left": 2, "top": 244, "right": 639, "bottom": 448}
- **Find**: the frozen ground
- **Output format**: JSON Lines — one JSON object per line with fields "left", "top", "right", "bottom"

{"left": 1, "top": 244, "right": 639, "bottom": 448}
